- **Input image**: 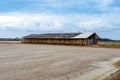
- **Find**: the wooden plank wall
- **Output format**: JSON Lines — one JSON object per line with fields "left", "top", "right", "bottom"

{"left": 22, "top": 39, "right": 87, "bottom": 46}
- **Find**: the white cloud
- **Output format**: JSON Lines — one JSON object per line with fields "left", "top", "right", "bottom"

{"left": 0, "top": 13, "right": 64, "bottom": 31}
{"left": 95, "top": 0, "right": 114, "bottom": 8}
{"left": 78, "top": 20, "right": 105, "bottom": 29}
{"left": 0, "top": 12, "right": 120, "bottom": 32}
{"left": 38, "top": 0, "right": 115, "bottom": 11}
{"left": 0, "top": 15, "right": 23, "bottom": 28}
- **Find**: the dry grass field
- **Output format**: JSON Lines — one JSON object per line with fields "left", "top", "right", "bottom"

{"left": 0, "top": 41, "right": 120, "bottom": 80}
{"left": 98, "top": 41, "right": 120, "bottom": 48}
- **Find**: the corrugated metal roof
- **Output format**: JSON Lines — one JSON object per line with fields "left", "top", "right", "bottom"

{"left": 23, "top": 32, "right": 99, "bottom": 39}
{"left": 23, "top": 33, "right": 81, "bottom": 39}
{"left": 72, "top": 33, "right": 95, "bottom": 38}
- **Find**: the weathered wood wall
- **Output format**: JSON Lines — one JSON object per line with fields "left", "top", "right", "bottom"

{"left": 86, "top": 34, "right": 98, "bottom": 45}
{"left": 21, "top": 39, "right": 88, "bottom": 46}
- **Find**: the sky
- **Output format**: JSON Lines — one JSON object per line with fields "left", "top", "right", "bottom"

{"left": 0, "top": 0, "right": 120, "bottom": 40}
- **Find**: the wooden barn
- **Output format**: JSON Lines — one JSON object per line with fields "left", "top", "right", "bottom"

{"left": 21, "top": 33, "right": 99, "bottom": 46}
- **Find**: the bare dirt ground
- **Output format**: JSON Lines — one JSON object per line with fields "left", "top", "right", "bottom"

{"left": 0, "top": 41, "right": 120, "bottom": 80}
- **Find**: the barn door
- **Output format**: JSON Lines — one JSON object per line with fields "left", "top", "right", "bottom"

{"left": 87, "top": 39, "right": 94, "bottom": 45}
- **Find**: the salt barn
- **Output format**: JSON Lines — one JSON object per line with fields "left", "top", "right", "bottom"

{"left": 22, "top": 33, "right": 99, "bottom": 45}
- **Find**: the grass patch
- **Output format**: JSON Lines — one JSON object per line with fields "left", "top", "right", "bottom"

{"left": 114, "top": 61, "right": 120, "bottom": 68}
{"left": 104, "top": 61, "right": 120, "bottom": 80}
{"left": 98, "top": 42, "right": 120, "bottom": 48}
{"left": 104, "top": 70, "right": 120, "bottom": 80}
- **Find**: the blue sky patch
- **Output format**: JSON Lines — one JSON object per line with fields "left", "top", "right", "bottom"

{"left": 0, "top": 0, "right": 120, "bottom": 40}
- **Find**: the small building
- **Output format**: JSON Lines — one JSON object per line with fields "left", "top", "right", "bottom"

{"left": 21, "top": 32, "right": 100, "bottom": 46}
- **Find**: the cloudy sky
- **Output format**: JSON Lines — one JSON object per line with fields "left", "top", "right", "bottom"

{"left": 0, "top": 0, "right": 120, "bottom": 40}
